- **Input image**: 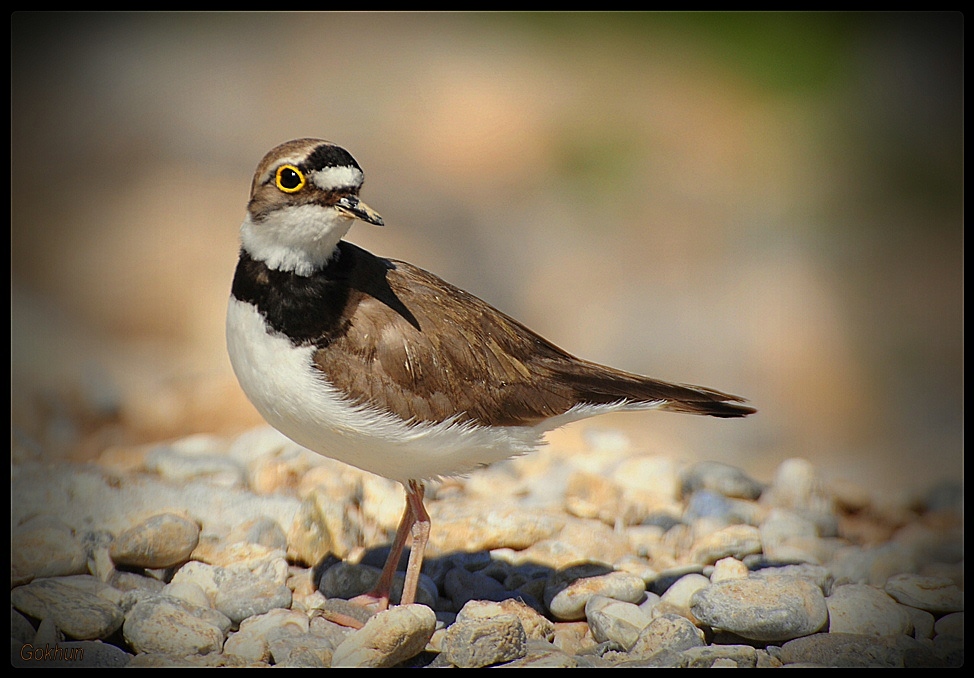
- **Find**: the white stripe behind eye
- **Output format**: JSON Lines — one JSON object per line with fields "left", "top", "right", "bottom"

{"left": 311, "top": 166, "right": 364, "bottom": 191}
{"left": 258, "top": 154, "right": 313, "bottom": 185}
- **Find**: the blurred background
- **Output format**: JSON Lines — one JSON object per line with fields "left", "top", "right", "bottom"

{"left": 11, "top": 12, "right": 963, "bottom": 502}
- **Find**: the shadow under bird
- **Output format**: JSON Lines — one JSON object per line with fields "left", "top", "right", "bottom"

{"left": 226, "top": 138, "right": 756, "bottom": 616}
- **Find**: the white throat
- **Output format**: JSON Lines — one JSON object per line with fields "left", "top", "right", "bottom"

{"left": 240, "top": 206, "right": 352, "bottom": 276}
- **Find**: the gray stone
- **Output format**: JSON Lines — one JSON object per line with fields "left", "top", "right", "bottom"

{"left": 11, "top": 577, "right": 124, "bottom": 640}
{"left": 827, "top": 583, "right": 913, "bottom": 636}
{"left": 441, "top": 613, "right": 527, "bottom": 668}
{"left": 780, "top": 632, "right": 933, "bottom": 668}
{"left": 122, "top": 595, "right": 229, "bottom": 656}
{"left": 680, "top": 461, "right": 764, "bottom": 500}
{"left": 690, "top": 575, "right": 827, "bottom": 642}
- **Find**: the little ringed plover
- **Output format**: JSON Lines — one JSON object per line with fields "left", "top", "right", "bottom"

{"left": 226, "top": 138, "right": 755, "bottom": 614}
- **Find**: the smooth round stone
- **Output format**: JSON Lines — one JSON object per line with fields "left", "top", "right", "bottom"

{"left": 11, "top": 578, "right": 124, "bottom": 640}
{"left": 11, "top": 517, "right": 88, "bottom": 583}
{"left": 884, "top": 573, "right": 964, "bottom": 614}
{"left": 680, "top": 461, "right": 764, "bottom": 500}
{"left": 441, "top": 613, "right": 527, "bottom": 668}
{"left": 780, "top": 632, "right": 929, "bottom": 668}
{"left": 934, "top": 612, "right": 964, "bottom": 639}
{"left": 826, "top": 584, "right": 913, "bottom": 636}
{"left": 648, "top": 564, "right": 706, "bottom": 596}
{"left": 690, "top": 524, "right": 762, "bottom": 564}
{"left": 122, "top": 595, "right": 229, "bottom": 655}
{"left": 331, "top": 604, "right": 436, "bottom": 668}
{"left": 711, "top": 557, "right": 749, "bottom": 583}
{"left": 690, "top": 576, "right": 828, "bottom": 642}
{"left": 659, "top": 573, "right": 710, "bottom": 619}
{"left": 545, "top": 570, "right": 646, "bottom": 621}
{"left": 110, "top": 513, "right": 200, "bottom": 569}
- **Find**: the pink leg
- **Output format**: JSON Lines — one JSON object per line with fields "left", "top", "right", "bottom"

{"left": 399, "top": 480, "right": 430, "bottom": 606}
{"left": 350, "top": 479, "right": 425, "bottom": 611}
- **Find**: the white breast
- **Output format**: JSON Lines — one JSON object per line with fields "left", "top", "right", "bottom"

{"left": 225, "top": 297, "right": 569, "bottom": 483}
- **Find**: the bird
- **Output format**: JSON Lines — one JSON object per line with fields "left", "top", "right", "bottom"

{"left": 226, "top": 138, "right": 755, "bottom": 614}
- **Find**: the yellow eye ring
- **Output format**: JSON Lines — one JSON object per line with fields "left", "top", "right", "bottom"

{"left": 275, "top": 164, "right": 306, "bottom": 193}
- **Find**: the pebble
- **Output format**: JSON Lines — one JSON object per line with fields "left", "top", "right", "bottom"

{"left": 545, "top": 568, "right": 646, "bottom": 621}
{"left": 711, "top": 556, "right": 750, "bottom": 582}
{"left": 8, "top": 428, "right": 964, "bottom": 668}
{"left": 627, "top": 613, "right": 706, "bottom": 661}
{"left": 689, "top": 575, "right": 828, "bottom": 642}
{"left": 690, "top": 523, "right": 763, "bottom": 564}
{"left": 884, "top": 573, "right": 965, "bottom": 614}
{"left": 331, "top": 604, "right": 436, "bottom": 668}
{"left": 451, "top": 598, "right": 553, "bottom": 641}
{"left": 110, "top": 513, "right": 200, "bottom": 569}
{"left": 934, "top": 611, "right": 964, "bottom": 638}
{"left": 585, "top": 595, "right": 652, "bottom": 649}
{"left": 122, "top": 595, "right": 230, "bottom": 655}
{"left": 780, "top": 632, "right": 945, "bottom": 668}
{"left": 826, "top": 583, "right": 913, "bottom": 636}
{"left": 658, "top": 572, "right": 710, "bottom": 620}
{"left": 441, "top": 611, "right": 527, "bottom": 667}
{"left": 11, "top": 516, "right": 89, "bottom": 584}
{"left": 680, "top": 460, "right": 765, "bottom": 500}
{"left": 11, "top": 577, "right": 124, "bottom": 640}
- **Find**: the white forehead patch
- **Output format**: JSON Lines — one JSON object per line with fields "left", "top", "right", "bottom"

{"left": 311, "top": 165, "right": 364, "bottom": 191}
{"left": 257, "top": 152, "right": 312, "bottom": 186}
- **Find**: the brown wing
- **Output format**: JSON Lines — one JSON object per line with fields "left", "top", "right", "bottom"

{"left": 313, "top": 245, "right": 754, "bottom": 427}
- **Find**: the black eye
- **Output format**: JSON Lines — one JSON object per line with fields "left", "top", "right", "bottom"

{"left": 275, "top": 164, "right": 306, "bottom": 193}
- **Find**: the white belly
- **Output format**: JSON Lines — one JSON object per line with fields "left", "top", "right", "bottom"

{"left": 226, "top": 298, "right": 557, "bottom": 483}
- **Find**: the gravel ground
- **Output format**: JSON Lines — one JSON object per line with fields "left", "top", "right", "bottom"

{"left": 10, "top": 423, "right": 963, "bottom": 668}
